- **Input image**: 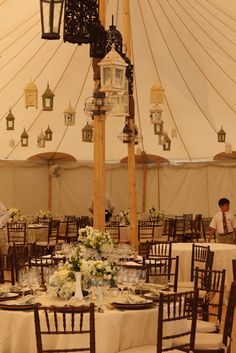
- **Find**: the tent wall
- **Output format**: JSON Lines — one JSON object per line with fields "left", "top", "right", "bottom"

{"left": 1, "top": 161, "right": 236, "bottom": 218}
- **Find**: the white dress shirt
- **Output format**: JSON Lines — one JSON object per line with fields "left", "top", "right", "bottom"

{"left": 210, "top": 210, "right": 236, "bottom": 234}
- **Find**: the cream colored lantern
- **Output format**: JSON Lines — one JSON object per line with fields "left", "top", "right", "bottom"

{"left": 24, "top": 80, "right": 38, "bottom": 109}
{"left": 64, "top": 102, "right": 76, "bottom": 126}
{"left": 150, "top": 82, "right": 164, "bottom": 105}
{"left": 37, "top": 130, "right": 46, "bottom": 147}
{"left": 99, "top": 44, "right": 128, "bottom": 93}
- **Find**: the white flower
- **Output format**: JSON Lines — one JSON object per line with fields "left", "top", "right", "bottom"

{"left": 78, "top": 226, "right": 114, "bottom": 253}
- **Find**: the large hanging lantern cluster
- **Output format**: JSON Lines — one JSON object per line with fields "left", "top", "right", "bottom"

{"left": 149, "top": 82, "right": 171, "bottom": 151}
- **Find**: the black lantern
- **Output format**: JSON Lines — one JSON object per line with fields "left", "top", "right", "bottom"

{"left": 42, "top": 83, "right": 55, "bottom": 111}
{"left": 82, "top": 122, "right": 93, "bottom": 142}
{"left": 40, "top": 0, "right": 64, "bottom": 40}
{"left": 118, "top": 119, "right": 132, "bottom": 144}
{"left": 154, "top": 121, "right": 163, "bottom": 135}
{"left": 21, "top": 129, "right": 29, "bottom": 147}
{"left": 6, "top": 109, "right": 15, "bottom": 130}
{"left": 45, "top": 126, "right": 53, "bottom": 141}
{"left": 163, "top": 133, "right": 171, "bottom": 151}
{"left": 218, "top": 127, "right": 226, "bottom": 143}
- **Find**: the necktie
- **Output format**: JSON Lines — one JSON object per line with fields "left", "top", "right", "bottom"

{"left": 222, "top": 212, "right": 228, "bottom": 234}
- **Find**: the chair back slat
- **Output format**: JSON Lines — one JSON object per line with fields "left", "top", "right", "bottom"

{"left": 34, "top": 303, "right": 95, "bottom": 353}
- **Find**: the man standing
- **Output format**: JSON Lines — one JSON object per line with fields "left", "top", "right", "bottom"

{"left": 209, "top": 198, "right": 236, "bottom": 244}
{"left": 88, "top": 194, "right": 115, "bottom": 222}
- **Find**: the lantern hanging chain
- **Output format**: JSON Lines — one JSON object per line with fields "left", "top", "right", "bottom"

{"left": 175, "top": 0, "right": 236, "bottom": 62}
{"left": 139, "top": 0, "right": 192, "bottom": 160}
{"left": 0, "top": 41, "right": 63, "bottom": 123}
{"left": 128, "top": 12, "right": 144, "bottom": 151}
{"left": 157, "top": 0, "right": 236, "bottom": 116}
{"left": 192, "top": 0, "right": 236, "bottom": 39}
{"left": 167, "top": 0, "right": 236, "bottom": 82}
{"left": 5, "top": 44, "right": 80, "bottom": 159}
{"left": 0, "top": 12, "right": 40, "bottom": 52}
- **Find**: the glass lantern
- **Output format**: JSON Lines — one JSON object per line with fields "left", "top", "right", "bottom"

{"left": 21, "top": 129, "right": 29, "bottom": 147}
{"left": 150, "top": 82, "right": 164, "bottom": 105}
{"left": 99, "top": 44, "right": 128, "bottom": 93}
{"left": 218, "top": 127, "right": 226, "bottom": 143}
{"left": 64, "top": 102, "right": 76, "bottom": 126}
{"left": 40, "top": 0, "right": 64, "bottom": 40}
{"left": 42, "top": 83, "right": 55, "bottom": 111}
{"left": 45, "top": 126, "right": 53, "bottom": 141}
{"left": 6, "top": 109, "right": 15, "bottom": 130}
{"left": 110, "top": 93, "right": 129, "bottom": 116}
{"left": 37, "top": 131, "right": 46, "bottom": 147}
{"left": 82, "top": 122, "right": 93, "bottom": 142}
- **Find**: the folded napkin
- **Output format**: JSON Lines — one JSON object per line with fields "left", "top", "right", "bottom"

{"left": 17, "top": 294, "right": 35, "bottom": 305}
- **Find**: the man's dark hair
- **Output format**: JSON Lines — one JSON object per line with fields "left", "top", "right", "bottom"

{"left": 218, "top": 198, "right": 230, "bottom": 206}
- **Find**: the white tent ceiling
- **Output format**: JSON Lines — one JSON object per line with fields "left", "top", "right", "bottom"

{"left": 0, "top": 0, "right": 236, "bottom": 163}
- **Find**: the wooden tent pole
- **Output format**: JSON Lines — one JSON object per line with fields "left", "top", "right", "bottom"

{"left": 48, "top": 163, "right": 52, "bottom": 211}
{"left": 92, "top": 0, "right": 106, "bottom": 231}
{"left": 123, "top": 0, "right": 138, "bottom": 246}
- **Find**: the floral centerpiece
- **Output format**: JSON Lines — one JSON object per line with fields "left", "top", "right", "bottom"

{"left": 149, "top": 207, "right": 165, "bottom": 221}
{"left": 78, "top": 226, "right": 114, "bottom": 257}
{"left": 8, "top": 207, "right": 26, "bottom": 222}
{"left": 49, "top": 263, "right": 76, "bottom": 299}
{"left": 119, "top": 209, "right": 130, "bottom": 225}
{"left": 35, "top": 209, "right": 53, "bottom": 220}
{"left": 48, "top": 246, "right": 116, "bottom": 299}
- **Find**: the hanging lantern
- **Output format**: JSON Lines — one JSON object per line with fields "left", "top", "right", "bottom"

{"left": 42, "top": 83, "right": 55, "bottom": 111}
{"left": 118, "top": 119, "right": 132, "bottom": 143}
{"left": 6, "top": 109, "right": 15, "bottom": 130}
{"left": 64, "top": 102, "right": 76, "bottom": 126}
{"left": 150, "top": 104, "right": 163, "bottom": 124}
{"left": 163, "top": 133, "right": 171, "bottom": 151}
{"left": 134, "top": 125, "right": 140, "bottom": 145}
{"left": 218, "top": 127, "right": 226, "bottom": 143}
{"left": 154, "top": 120, "right": 163, "bottom": 135}
{"left": 45, "top": 126, "right": 53, "bottom": 141}
{"left": 24, "top": 80, "right": 38, "bottom": 109}
{"left": 21, "top": 129, "right": 29, "bottom": 147}
{"left": 37, "top": 130, "right": 46, "bottom": 147}
{"left": 99, "top": 44, "right": 128, "bottom": 93}
{"left": 150, "top": 82, "right": 164, "bottom": 105}
{"left": 110, "top": 92, "right": 129, "bottom": 116}
{"left": 158, "top": 132, "right": 166, "bottom": 145}
{"left": 40, "top": 0, "right": 64, "bottom": 40}
{"left": 82, "top": 121, "right": 93, "bottom": 142}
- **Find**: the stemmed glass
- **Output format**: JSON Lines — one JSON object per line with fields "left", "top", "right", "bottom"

{"left": 138, "top": 269, "right": 147, "bottom": 295}
{"left": 27, "top": 268, "right": 40, "bottom": 297}
{"left": 116, "top": 267, "right": 127, "bottom": 296}
{"left": 18, "top": 268, "right": 28, "bottom": 297}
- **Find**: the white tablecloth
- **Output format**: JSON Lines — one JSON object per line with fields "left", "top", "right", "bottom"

{"left": 172, "top": 242, "right": 236, "bottom": 292}
{"left": 0, "top": 293, "right": 157, "bottom": 353}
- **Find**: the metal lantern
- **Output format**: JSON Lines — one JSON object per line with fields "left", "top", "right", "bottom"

{"left": 37, "top": 130, "right": 46, "bottom": 147}
{"left": 158, "top": 132, "right": 166, "bottom": 145}
{"left": 40, "top": 0, "right": 64, "bottom": 40}
{"left": 118, "top": 120, "right": 132, "bottom": 143}
{"left": 42, "top": 83, "right": 55, "bottom": 111}
{"left": 150, "top": 82, "right": 164, "bottom": 105}
{"left": 163, "top": 133, "right": 171, "bottom": 151}
{"left": 24, "top": 80, "right": 38, "bottom": 109}
{"left": 6, "top": 109, "right": 15, "bottom": 130}
{"left": 154, "top": 121, "right": 163, "bottom": 135}
{"left": 110, "top": 92, "right": 129, "bottom": 116}
{"left": 64, "top": 102, "right": 76, "bottom": 126}
{"left": 82, "top": 121, "right": 93, "bottom": 142}
{"left": 99, "top": 44, "right": 128, "bottom": 93}
{"left": 21, "top": 129, "right": 29, "bottom": 147}
{"left": 45, "top": 126, "right": 53, "bottom": 141}
{"left": 150, "top": 104, "right": 163, "bottom": 124}
{"left": 218, "top": 126, "right": 226, "bottom": 143}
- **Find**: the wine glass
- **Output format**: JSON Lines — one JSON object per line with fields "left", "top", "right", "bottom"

{"left": 138, "top": 269, "right": 147, "bottom": 295}
{"left": 18, "top": 268, "right": 28, "bottom": 297}
{"left": 116, "top": 267, "right": 127, "bottom": 296}
{"left": 28, "top": 268, "right": 40, "bottom": 297}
